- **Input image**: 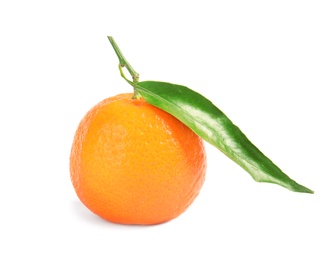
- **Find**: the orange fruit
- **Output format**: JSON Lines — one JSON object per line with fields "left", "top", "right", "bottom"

{"left": 70, "top": 93, "right": 206, "bottom": 225}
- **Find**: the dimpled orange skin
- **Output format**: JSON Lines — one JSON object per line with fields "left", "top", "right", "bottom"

{"left": 70, "top": 93, "right": 206, "bottom": 225}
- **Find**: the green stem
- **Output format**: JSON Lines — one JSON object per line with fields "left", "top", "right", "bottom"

{"left": 108, "top": 36, "right": 139, "bottom": 83}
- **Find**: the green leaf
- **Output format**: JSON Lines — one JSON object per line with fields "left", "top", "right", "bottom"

{"left": 135, "top": 81, "right": 314, "bottom": 194}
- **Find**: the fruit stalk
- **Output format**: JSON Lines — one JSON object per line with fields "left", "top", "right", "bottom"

{"left": 108, "top": 36, "right": 139, "bottom": 83}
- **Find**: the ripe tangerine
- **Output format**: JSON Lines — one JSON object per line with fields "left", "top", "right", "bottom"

{"left": 70, "top": 93, "right": 206, "bottom": 225}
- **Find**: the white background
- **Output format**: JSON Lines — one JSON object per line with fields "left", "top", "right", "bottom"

{"left": 1, "top": 1, "right": 327, "bottom": 259}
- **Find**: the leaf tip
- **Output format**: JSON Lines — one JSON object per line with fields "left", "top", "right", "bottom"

{"left": 289, "top": 181, "right": 314, "bottom": 194}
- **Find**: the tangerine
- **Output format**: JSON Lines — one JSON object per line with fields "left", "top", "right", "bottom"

{"left": 70, "top": 93, "right": 207, "bottom": 225}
